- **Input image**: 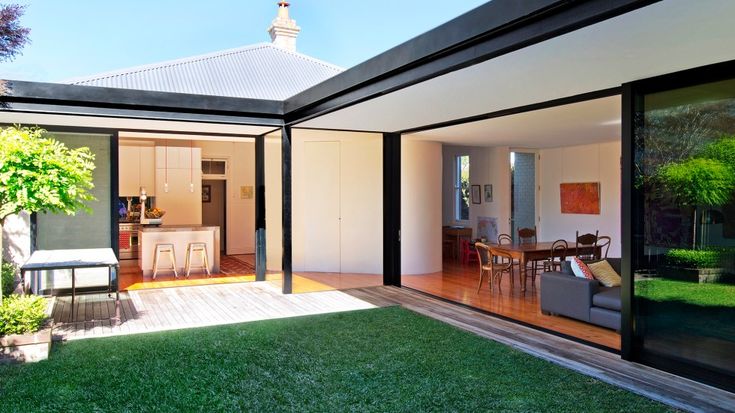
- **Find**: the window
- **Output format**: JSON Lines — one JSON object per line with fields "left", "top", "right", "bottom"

{"left": 455, "top": 155, "right": 470, "bottom": 221}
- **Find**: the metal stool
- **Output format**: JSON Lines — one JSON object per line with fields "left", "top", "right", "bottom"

{"left": 185, "top": 242, "right": 211, "bottom": 277}
{"left": 152, "top": 243, "right": 178, "bottom": 279}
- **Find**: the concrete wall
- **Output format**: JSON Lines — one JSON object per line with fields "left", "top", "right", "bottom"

{"left": 402, "top": 139, "right": 443, "bottom": 275}
{"left": 539, "top": 140, "right": 621, "bottom": 257}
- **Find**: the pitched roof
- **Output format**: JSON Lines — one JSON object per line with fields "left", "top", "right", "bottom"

{"left": 65, "top": 43, "right": 344, "bottom": 101}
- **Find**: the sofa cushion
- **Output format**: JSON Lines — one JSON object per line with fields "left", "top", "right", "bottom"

{"left": 560, "top": 260, "right": 575, "bottom": 276}
{"left": 590, "top": 307, "right": 621, "bottom": 330}
{"left": 571, "top": 257, "right": 595, "bottom": 280}
{"left": 587, "top": 260, "right": 621, "bottom": 287}
{"left": 593, "top": 287, "right": 621, "bottom": 311}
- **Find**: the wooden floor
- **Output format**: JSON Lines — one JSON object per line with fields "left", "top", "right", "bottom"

{"left": 50, "top": 282, "right": 378, "bottom": 341}
{"left": 346, "top": 286, "right": 735, "bottom": 413}
{"left": 402, "top": 259, "right": 621, "bottom": 350}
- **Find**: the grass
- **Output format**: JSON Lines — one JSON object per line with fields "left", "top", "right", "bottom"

{"left": 0, "top": 307, "right": 671, "bottom": 412}
{"left": 636, "top": 278, "right": 735, "bottom": 341}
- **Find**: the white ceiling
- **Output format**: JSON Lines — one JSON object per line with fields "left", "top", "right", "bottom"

{"left": 407, "top": 95, "right": 620, "bottom": 148}
{"left": 298, "top": 0, "right": 735, "bottom": 133}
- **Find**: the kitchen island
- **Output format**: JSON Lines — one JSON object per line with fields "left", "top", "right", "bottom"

{"left": 138, "top": 225, "right": 220, "bottom": 277}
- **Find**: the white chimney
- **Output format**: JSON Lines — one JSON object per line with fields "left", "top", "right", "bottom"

{"left": 267, "top": 2, "right": 301, "bottom": 52}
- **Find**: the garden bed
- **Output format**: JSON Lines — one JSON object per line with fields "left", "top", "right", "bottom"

{"left": 0, "top": 296, "right": 54, "bottom": 364}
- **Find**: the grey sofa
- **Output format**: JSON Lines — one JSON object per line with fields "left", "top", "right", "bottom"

{"left": 540, "top": 258, "right": 621, "bottom": 331}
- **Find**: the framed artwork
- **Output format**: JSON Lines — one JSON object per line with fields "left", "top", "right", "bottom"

{"left": 471, "top": 185, "right": 481, "bottom": 204}
{"left": 202, "top": 184, "right": 211, "bottom": 203}
{"left": 484, "top": 184, "right": 493, "bottom": 202}
{"left": 477, "top": 216, "right": 498, "bottom": 242}
{"left": 560, "top": 182, "right": 600, "bottom": 214}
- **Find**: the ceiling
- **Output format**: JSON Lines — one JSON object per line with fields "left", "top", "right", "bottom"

{"left": 407, "top": 95, "right": 620, "bottom": 148}
{"left": 297, "top": 0, "right": 735, "bottom": 133}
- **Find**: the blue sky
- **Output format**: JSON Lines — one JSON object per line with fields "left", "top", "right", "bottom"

{"left": 1, "top": 1, "right": 488, "bottom": 82}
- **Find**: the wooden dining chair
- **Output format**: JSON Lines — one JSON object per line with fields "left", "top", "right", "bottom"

{"left": 475, "top": 242, "right": 492, "bottom": 293}
{"left": 596, "top": 236, "right": 611, "bottom": 260}
{"left": 575, "top": 230, "right": 599, "bottom": 260}
{"left": 497, "top": 233, "right": 512, "bottom": 245}
{"left": 544, "top": 239, "right": 568, "bottom": 272}
{"left": 517, "top": 226, "right": 537, "bottom": 244}
{"left": 489, "top": 246, "right": 515, "bottom": 291}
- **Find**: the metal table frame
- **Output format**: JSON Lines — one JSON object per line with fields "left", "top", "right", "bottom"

{"left": 20, "top": 249, "right": 120, "bottom": 324}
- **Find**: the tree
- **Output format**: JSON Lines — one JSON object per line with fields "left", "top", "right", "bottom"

{"left": 0, "top": 4, "right": 30, "bottom": 62}
{"left": 658, "top": 137, "right": 735, "bottom": 249}
{"left": 0, "top": 126, "right": 96, "bottom": 303}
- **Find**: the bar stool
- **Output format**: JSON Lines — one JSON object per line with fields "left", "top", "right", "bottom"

{"left": 152, "top": 243, "right": 177, "bottom": 279}
{"left": 185, "top": 242, "right": 211, "bottom": 277}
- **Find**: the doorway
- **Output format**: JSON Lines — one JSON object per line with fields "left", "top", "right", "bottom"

{"left": 202, "top": 179, "right": 226, "bottom": 254}
{"left": 510, "top": 151, "right": 537, "bottom": 242}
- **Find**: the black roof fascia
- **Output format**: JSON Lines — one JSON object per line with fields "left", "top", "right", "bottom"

{"left": 283, "top": 0, "right": 659, "bottom": 125}
{"left": 5, "top": 102, "right": 283, "bottom": 128}
{"left": 1, "top": 80, "right": 284, "bottom": 124}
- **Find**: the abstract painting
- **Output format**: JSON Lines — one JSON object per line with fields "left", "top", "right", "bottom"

{"left": 560, "top": 182, "right": 600, "bottom": 214}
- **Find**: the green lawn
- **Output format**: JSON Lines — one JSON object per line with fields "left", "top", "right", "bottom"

{"left": 0, "top": 307, "right": 671, "bottom": 412}
{"left": 636, "top": 278, "right": 735, "bottom": 307}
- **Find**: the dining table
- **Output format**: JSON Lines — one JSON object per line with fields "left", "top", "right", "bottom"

{"left": 491, "top": 241, "right": 600, "bottom": 292}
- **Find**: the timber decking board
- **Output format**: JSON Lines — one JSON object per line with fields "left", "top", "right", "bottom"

{"left": 344, "top": 286, "right": 734, "bottom": 413}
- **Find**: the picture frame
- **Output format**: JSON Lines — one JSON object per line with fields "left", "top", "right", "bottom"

{"left": 202, "top": 184, "right": 211, "bottom": 203}
{"left": 471, "top": 184, "right": 481, "bottom": 204}
{"left": 484, "top": 184, "right": 493, "bottom": 202}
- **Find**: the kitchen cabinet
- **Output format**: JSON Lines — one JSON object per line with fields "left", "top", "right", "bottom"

{"left": 119, "top": 145, "right": 155, "bottom": 197}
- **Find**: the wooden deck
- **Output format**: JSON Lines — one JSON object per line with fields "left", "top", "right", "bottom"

{"left": 345, "top": 286, "right": 735, "bottom": 413}
{"left": 51, "top": 281, "right": 378, "bottom": 341}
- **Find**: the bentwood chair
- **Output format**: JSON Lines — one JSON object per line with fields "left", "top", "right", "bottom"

{"left": 596, "top": 236, "right": 611, "bottom": 260}
{"left": 475, "top": 242, "right": 492, "bottom": 293}
{"left": 575, "top": 230, "right": 599, "bottom": 261}
{"left": 497, "top": 233, "right": 512, "bottom": 245}
{"left": 489, "top": 246, "right": 515, "bottom": 291}
{"left": 544, "top": 239, "right": 568, "bottom": 272}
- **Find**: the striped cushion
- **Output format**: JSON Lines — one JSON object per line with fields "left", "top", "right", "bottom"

{"left": 571, "top": 257, "right": 595, "bottom": 280}
{"left": 587, "top": 260, "right": 622, "bottom": 287}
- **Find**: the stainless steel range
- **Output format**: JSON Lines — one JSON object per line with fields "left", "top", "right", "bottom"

{"left": 119, "top": 222, "right": 140, "bottom": 260}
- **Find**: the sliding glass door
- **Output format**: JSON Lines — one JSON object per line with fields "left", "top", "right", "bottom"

{"left": 630, "top": 63, "right": 735, "bottom": 391}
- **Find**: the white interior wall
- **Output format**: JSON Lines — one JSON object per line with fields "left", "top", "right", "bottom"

{"left": 442, "top": 145, "right": 512, "bottom": 238}
{"left": 197, "top": 141, "right": 255, "bottom": 255}
{"left": 402, "top": 139, "right": 443, "bottom": 275}
{"left": 539, "top": 140, "right": 621, "bottom": 257}
{"left": 292, "top": 129, "right": 383, "bottom": 274}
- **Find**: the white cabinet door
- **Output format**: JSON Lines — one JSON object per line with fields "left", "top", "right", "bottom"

{"left": 303, "top": 141, "right": 341, "bottom": 273}
{"left": 139, "top": 147, "right": 155, "bottom": 196}
{"left": 119, "top": 146, "right": 140, "bottom": 196}
{"left": 155, "top": 168, "right": 202, "bottom": 226}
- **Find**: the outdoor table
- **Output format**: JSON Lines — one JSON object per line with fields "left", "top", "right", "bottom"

{"left": 20, "top": 248, "right": 120, "bottom": 324}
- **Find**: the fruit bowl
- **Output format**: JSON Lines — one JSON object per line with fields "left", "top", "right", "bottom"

{"left": 144, "top": 208, "right": 166, "bottom": 219}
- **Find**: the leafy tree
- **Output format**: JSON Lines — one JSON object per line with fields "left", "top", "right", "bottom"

{"left": 0, "top": 126, "right": 96, "bottom": 303}
{"left": 658, "top": 137, "right": 735, "bottom": 249}
{"left": 0, "top": 4, "right": 30, "bottom": 62}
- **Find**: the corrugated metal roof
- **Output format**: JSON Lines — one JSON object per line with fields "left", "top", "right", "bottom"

{"left": 65, "top": 43, "right": 343, "bottom": 100}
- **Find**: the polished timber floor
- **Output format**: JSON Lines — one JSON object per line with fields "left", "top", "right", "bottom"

{"left": 402, "top": 259, "right": 621, "bottom": 350}
{"left": 118, "top": 255, "right": 619, "bottom": 350}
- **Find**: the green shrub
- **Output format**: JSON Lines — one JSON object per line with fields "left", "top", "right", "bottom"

{"left": 665, "top": 248, "right": 722, "bottom": 268}
{"left": 2, "top": 262, "right": 17, "bottom": 296}
{"left": 0, "top": 295, "right": 47, "bottom": 336}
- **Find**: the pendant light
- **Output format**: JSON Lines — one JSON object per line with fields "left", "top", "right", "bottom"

{"left": 164, "top": 139, "right": 169, "bottom": 193}
{"left": 189, "top": 140, "right": 194, "bottom": 193}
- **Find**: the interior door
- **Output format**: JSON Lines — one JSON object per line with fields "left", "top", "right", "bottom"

{"left": 303, "top": 141, "right": 341, "bottom": 272}
{"left": 510, "top": 151, "right": 537, "bottom": 242}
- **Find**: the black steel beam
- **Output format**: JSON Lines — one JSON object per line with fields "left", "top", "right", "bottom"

{"left": 281, "top": 126, "right": 293, "bottom": 294}
{"left": 383, "top": 133, "right": 401, "bottom": 286}
{"left": 620, "top": 82, "right": 635, "bottom": 360}
{"left": 110, "top": 132, "right": 120, "bottom": 292}
{"left": 284, "top": 0, "right": 658, "bottom": 124}
{"left": 255, "top": 134, "right": 266, "bottom": 281}
{"left": 2, "top": 80, "right": 284, "bottom": 118}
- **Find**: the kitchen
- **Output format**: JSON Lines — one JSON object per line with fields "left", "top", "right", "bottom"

{"left": 117, "top": 135, "right": 256, "bottom": 288}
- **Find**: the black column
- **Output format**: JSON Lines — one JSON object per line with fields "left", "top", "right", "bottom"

{"left": 255, "top": 134, "right": 266, "bottom": 281}
{"left": 383, "top": 133, "right": 401, "bottom": 287}
{"left": 110, "top": 132, "right": 120, "bottom": 259}
{"left": 281, "top": 126, "right": 293, "bottom": 294}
